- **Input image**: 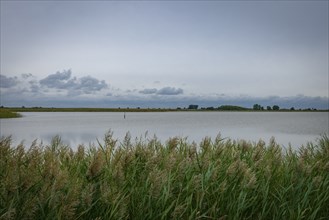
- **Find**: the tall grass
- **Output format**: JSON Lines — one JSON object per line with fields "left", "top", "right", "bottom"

{"left": 0, "top": 109, "right": 21, "bottom": 118}
{"left": 1, "top": 132, "right": 328, "bottom": 219}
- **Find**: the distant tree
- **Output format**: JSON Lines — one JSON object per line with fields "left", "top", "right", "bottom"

{"left": 290, "top": 107, "right": 295, "bottom": 111}
{"left": 267, "top": 106, "right": 272, "bottom": 111}
{"left": 218, "top": 105, "right": 248, "bottom": 111}
{"left": 22, "top": 106, "right": 25, "bottom": 109}
{"left": 272, "top": 105, "right": 280, "bottom": 111}
{"left": 253, "top": 104, "right": 262, "bottom": 110}
{"left": 188, "top": 105, "right": 198, "bottom": 110}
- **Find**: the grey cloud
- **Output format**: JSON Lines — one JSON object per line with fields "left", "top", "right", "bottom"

{"left": 40, "top": 69, "right": 72, "bottom": 89}
{"left": 39, "top": 70, "right": 108, "bottom": 95}
{"left": 126, "top": 89, "right": 138, "bottom": 93}
{"left": 29, "top": 80, "right": 41, "bottom": 93}
{"left": 21, "top": 73, "right": 33, "bottom": 79}
{"left": 139, "top": 88, "right": 157, "bottom": 94}
{"left": 139, "top": 87, "right": 184, "bottom": 95}
{"left": 75, "top": 76, "right": 107, "bottom": 94}
{"left": 30, "top": 84, "right": 40, "bottom": 93}
{"left": 0, "top": 74, "right": 18, "bottom": 88}
{"left": 157, "top": 87, "right": 183, "bottom": 95}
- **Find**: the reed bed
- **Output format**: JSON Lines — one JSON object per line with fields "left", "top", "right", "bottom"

{"left": 1, "top": 132, "right": 328, "bottom": 219}
{"left": 0, "top": 109, "right": 21, "bottom": 118}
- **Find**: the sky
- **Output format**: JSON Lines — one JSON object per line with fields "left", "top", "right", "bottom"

{"left": 1, "top": 1, "right": 328, "bottom": 109}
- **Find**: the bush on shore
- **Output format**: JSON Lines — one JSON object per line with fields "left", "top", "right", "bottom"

{"left": 1, "top": 132, "right": 328, "bottom": 219}
{"left": 0, "top": 109, "right": 21, "bottom": 118}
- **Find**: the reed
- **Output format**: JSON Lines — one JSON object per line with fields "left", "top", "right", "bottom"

{"left": 1, "top": 132, "right": 328, "bottom": 219}
{"left": 0, "top": 109, "right": 21, "bottom": 118}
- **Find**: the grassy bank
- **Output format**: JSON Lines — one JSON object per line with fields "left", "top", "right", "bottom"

{"left": 0, "top": 109, "right": 21, "bottom": 118}
{"left": 6, "top": 107, "right": 177, "bottom": 113}
{"left": 1, "top": 133, "right": 328, "bottom": 219}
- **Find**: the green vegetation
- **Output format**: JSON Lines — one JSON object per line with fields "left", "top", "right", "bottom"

{"left": 253, "top": 104, "right": 264, "bottom": 111}
{"left": 0, "top": 109, "right": 21, "bottom": 118}
{"left": 272, "top": 105, "right": 280, "bottom": 111}
{"left": 1, "top": 133, "right": 328, "bottom": 219}
{"left": 253, "top": 104, "right": 281, "bottom": 111}
{"left": 218, "top": 105, "right": 249, "bottom": 111}
{"left": 5, "top": 107, "right": 176, "bottom": 113}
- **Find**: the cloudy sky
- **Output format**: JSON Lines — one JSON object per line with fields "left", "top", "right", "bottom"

{"left": 1, "top": 1, "right": 328, "bottom": 109}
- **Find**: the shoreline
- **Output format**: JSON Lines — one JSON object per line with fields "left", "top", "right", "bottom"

{"left": 3, "top": 107, "right": 329, "bottom": 113}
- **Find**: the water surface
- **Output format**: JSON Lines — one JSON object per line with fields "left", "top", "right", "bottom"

{"left": 1, "top": 112, "right": 328, "bottom": 149}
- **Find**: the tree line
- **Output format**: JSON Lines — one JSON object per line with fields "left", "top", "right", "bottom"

{"left": 253, "top": 104, "right": 280, "bottom": 111}
{"left": 191, "top": 104, "right": 320, "bottom": 111}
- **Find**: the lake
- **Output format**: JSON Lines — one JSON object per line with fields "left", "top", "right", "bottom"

{"left": 1, "top": 112, "right": 328, "bottom": 149}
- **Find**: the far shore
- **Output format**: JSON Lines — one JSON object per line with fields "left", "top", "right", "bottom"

{"left": 1, "top": 106, "right": 328, "bottom": 118}
{"left": 2, "top": 106, "right": 329, "bottom": 113}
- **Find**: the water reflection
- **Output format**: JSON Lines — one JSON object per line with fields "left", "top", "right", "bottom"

{"left": 1, "top": 112, "right": 328, "bottom": 150}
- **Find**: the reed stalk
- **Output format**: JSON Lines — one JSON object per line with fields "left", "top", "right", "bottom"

{"left": 1, "top": 133, "right": 328, "bottom": 219}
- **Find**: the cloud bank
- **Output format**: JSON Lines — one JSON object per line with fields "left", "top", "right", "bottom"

{"left": 0, "top": 75, "right": 18, "bottom": 88}
{"left": 39, "top": 70, "right": 107, "bottom": 95}
{"left": 139, "top": 87, "right": 184, "bottom": 95}
{"left": 0, "top": 70, "right": 328, "bottom": 109}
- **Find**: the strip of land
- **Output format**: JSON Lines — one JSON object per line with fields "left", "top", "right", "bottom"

{"left": 0, "top": 109, "right": 21, "bottom": 118}
{"left": 2, "top": 106, "right": 328, "bottom": 113}
{"left": 1, "top": 105, "right": 327, "bottom": 118}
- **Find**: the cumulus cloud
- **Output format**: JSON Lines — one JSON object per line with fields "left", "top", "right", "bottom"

{"left": 1, "top": 70, "right": 327, "bottom": 109}
{"left": 74, "top": 76, "right": 107, "bottom": 94}
{"left": 139, "top": 88, "right": 157, "bottom": 94}
{"left": 29, "top": 80, "right": 41, "bottom": 93}
{"left": 0, "top": 74, "right": 18, "bottom": 88}
{"left": 39, "top": 70, "right": 108, "bottom": 95}
{"left": 39, "top": 69, "right": 73, "bottom": 89}
{"left": 157, "top": 87, "right": 183, "bottom": 95}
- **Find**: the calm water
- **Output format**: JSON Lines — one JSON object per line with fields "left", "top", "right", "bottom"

{"left": 1, "top": 112, "right": 328, "bottom": 149}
